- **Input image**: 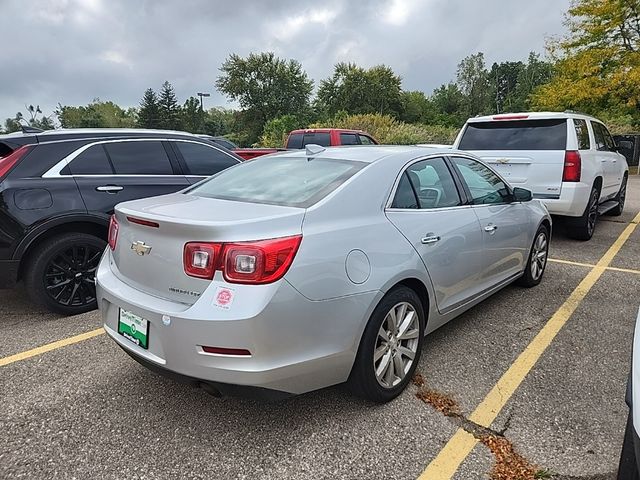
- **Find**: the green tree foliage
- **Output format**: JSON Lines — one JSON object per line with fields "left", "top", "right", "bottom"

{"left": 181, "top": 96, "right": 204, "bottom": 133}
{"left": 399, "top": 91, "right": 437, "bottom": 124}
{"left": 158, "top": 81, "right": 183, "bottom": 130}
{"left": 430, "top": 83, "right": 467, "bottom": 127}
{"left": 259, "top": 114, "right": 306, "bottom": 147}
{"left": 216, "top": 52, "right": 313, "bottom": 144}
{"left": 3, "top": 118, "right": 21, "bottom": 133}
{"left": 137, "top": 88, "right": 161, "bottom": 128}
{"left": 531, "top": 0, "right": 640, "bottom": 124}
{"left": 316, "top": 63, "right": 403, "bottom": 118}
{"left": 56, "top": 100, "right": 137, "bottom": 128}
{"left": 456, "top": 52, "right": 491, "bottom": 116}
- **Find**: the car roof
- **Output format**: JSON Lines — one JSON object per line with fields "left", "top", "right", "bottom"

{"left": 270, "top": 145, "right": 464, "bottom": 164}
{"left": 288, "top": 128, "right": 367, "bottom": 135}
{"left": 0, "top": 128, "right": 203, "bottom": 144}
{"left": 467, "top": 111, "right": 600, "bottom": 123}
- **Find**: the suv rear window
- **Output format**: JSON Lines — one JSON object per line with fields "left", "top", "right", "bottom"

{"left": 188, "top": 156, "right": 365, "bottom": 208}
{"left": 458, "top": 119, "right": 567, "bottom": 150}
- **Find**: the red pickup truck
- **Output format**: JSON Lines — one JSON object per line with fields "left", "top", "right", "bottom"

{"left": 233, "top": 128, "right": 378, "bottom": 160}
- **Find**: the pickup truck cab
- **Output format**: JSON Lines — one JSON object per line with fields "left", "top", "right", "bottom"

{"left": 454, "top": 112, "right": 629, "bottom": 240}
{"left": 285, "top": 129, "right": 378, "bottom": 149}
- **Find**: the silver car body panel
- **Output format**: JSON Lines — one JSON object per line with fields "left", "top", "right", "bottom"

{"left": 96, "top": 146, "right": 551, "bottom": 395}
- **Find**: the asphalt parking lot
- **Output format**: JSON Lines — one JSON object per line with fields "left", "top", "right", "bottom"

{"left": 2, "top": 177, "right": 640, "bottom": 480}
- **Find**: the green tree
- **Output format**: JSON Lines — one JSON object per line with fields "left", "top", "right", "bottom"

{"left": 258, "top": 114, "right": 305, "bottom": 147}
{"left": 181, "top": 96, "right": 204, "bottom": 133}
{"left": 57, "top": 100, "right": 137, "bottom": 128}
{"left": 3, "top": 117, "right": 21, "bottom": 133}
{"left": 514, "top": 52, "right": 553, "bottom": 110}
{"left": 399, "top": 90, "right": 437, "bottom": 124}
{"left": 430, "top": 83, "right": 467, "bottom": 127}
{"left": 137, "top": 88, "right": 161, "bottom": 128}
{"left": 456, "top": 52, "right": 491, "bottom": 116}
{"left": 216, "top": 52, "right": 313, "bottom": 143}
{"left": 316, "top": 63, "right": 403, "bottom": 117}
{"left": 158, "top": 81, "right": 183, "bottom": 130}
{"left": 488, "top": 61, "right": 525, "bottom": 113}
{"left": 531, "top": 0, "right": 640, "bottom": 123}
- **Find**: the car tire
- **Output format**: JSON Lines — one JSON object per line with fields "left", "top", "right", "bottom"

{"left": 568, "top": 184, "right": 600, "bottom": 241}
{"left": 517, "top": 224, "right": 549, "bottom": 288}
{"left": 618, "top": 411, "right": 640, "bottom": 480}
{"left": 608, "top": 174, "right": 628, "bottom": 217}
{"left": 24, "top": 232, "right": 106, "bottom": 316}
{"left": 348, "top": 286, "right": 425, "bottom": 403}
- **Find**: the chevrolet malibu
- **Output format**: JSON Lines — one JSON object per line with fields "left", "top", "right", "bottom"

{"left": 96, "top": 145, "right": 551, "bottom": 402}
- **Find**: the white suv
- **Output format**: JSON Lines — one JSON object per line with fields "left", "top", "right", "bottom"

{"left": 454, "top": 112, "right": 630, "bottom": 240}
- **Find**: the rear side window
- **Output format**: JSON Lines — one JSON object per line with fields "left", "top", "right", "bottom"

{"left": 105, "top": 141, "right": 173, "bottom": 175}
{"left": 68, "top": 145, "right": 113, "bottom": 175}
{"left": 286, "top": 133, "right": 303, "bottom": 149}
{"left": 573, "top": 119, "right": 591, "bottom": 150}
{"left": 340, "top": 133, "right": 359, "bottom": 145}
{"left": 188, "top": 156, "right": 365, "bottom": 208}
{"left": 458, "top": 119, "right": 568, "bottom": 150}
{"left": 303, "top": 133, "right": 331, "bottom": 147}
{"left": 174, "top": 141, "right": 238, "bottom": 176}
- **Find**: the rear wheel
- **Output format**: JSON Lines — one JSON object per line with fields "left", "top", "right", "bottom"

{"left": 348, "top": 286, "right": 425, "bottom": 403}
{"left": 608, "top": 174, "right": 628, "bottom": 217}
{"left": 517, "top": 225, "right": 549, "bottom": 287}
{"left": 568, "top": 185, "right": 600, "bottom": 241}
{"left": 24, "top": 232, "right": 106, "bottom": 315}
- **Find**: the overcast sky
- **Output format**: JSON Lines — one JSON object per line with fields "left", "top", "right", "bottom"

{"left": 0, "top": 0, "right": 570, "bottom": 122}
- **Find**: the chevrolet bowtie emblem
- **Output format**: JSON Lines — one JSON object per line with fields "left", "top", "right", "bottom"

{"left": 131, "top": 241, "right": 152, "bottom": 256}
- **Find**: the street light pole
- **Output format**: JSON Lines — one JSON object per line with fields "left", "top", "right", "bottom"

{"left": 197, "top": 92, "right": 211, "bottom": 111}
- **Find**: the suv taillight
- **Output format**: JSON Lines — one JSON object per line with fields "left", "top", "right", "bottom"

{"left": 563, "top": 150, "right": 581, "bottom": 182}
{"left": 108, "top": 215, "right": 119, "bottom": 251}
{"left": 0, "top": 145, "right": 31, "bottom": 180}
{"left": 183, "top": 235, "right": 302, "bottom": 284}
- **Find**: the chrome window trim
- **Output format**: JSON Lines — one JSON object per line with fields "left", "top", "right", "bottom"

{"left": 42, "top": 138, "right": 239, "bottom": 178}
{"left": 384, "top": 153, "right": 473, "bottom": 211}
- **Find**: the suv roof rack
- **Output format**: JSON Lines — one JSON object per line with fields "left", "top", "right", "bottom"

{"left": 20, "top": 125, "right": 44, "bottom": 134}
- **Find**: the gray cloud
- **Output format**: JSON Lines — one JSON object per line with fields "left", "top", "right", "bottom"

{"left": 0, "top": 0, "right": 569, "bottom": 122}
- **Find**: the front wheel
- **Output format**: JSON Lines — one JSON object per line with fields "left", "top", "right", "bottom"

{"left": 24, "top": 232, "right": 106, "bottom": 315}
{"left": 517, "top": 225, "right": 549, "bottom": 287}
{"left": 348, "top": 286, "right": 425, "bottom": 403}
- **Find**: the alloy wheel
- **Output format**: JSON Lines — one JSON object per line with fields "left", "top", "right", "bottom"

{"left": 619, "top": 179, "right": 627, "bottom": 211}
{"left": 374, "top": 302, "right": 420, "bottom": 389}
{"left": 530, "top": 231, "right": 548, "bottom": 281}
{"left": 44, "top": 244, "right": 102, "bottom": 307}
{"left": 587, "top": 189, "right": 599, "bottom": 236}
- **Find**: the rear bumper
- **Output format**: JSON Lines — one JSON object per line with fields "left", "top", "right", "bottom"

{"left": 538, "top": 182, "right": 591, "bottom": 217}
{"left": 96, "top": 250, "right": 379, "bottom": 396}
{"left": 0, "top": 259, "right": 19, "bottom": 289}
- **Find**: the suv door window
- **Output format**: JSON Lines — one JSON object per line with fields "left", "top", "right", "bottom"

{"left": 592, "top": 122, "right": 609, "bottom": 151}
{"left": 105, "top": 141, "right": 174, "bottom": 175}
{"left": 451, "top": 156, "right": 510, "bottom": 205}
{"left": 339, "top": 133, "right": 359, "bottom": 145}
{"left": 302, "top": 132, "right": 331, "bottom": 147}
{"left": 68, "top": 145, "right": 114, "bottom": 175}
{"left": 358, "top": 135, "right": 375, "bottom": 145}
{"left": 573, "top": 119, "right": 591, "bottom": 150}
{"left": 392, "top": 157, "right": 461, "bottom": 209}
{"left": 174, "top": 141, "right": 238, "bottom": 176}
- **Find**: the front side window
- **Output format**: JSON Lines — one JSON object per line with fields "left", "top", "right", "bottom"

{"left": 105, "top": 141, "right": 173, "bottom": 175}
{"left": 68, "top": 145, "right": 113, "bottom": 175}
{"left": 573, "top": 119, "right": 591, "bottom": 150}
{"left": 391, "top": 157, "right": 461, "bottom": 209}
{"left": 188, "top": 156, "right": 365, "bottom": 208}
{"left": 591, "top": 122, "right": 609, "bottom": 151}
{"left": 174, "top": 141, "right": 238, "bottom": 176}
{"left": 359, "top": 135, "right": 375, "bottom": 145}
{"left": 451, "top": 156, "right": 510, "bottom": 205}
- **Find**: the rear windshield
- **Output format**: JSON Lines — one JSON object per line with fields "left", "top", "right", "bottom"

{"left": 458, "top": 119, "right": 567, "bottom": 150}
{"left": 187, "top": 156, "right": 366, "bottom": 208}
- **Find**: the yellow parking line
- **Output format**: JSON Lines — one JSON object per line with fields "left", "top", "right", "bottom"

{"left": 0, "top": 328, "right": 104, "bottom": 367}
{"left": 419, "top": 210, "right": 640, "bottom": 479}
{"left": 548, "top": 258, "right": 640, "bottom": 275}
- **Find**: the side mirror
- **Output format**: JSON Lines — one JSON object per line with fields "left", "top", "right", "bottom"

{"left": 616, "top": 140, "right": 633, "bottom": 151}
{"left": 512, "top": 187, "right": 532, "bottom": 202}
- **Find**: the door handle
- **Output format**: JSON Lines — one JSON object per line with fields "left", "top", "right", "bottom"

{"left": 96, "top": 185, "right": 123, "bottom": 193}
{"left": 421, "top": 235, "right": 441, "bottom": 245}
{"left": 484, "top": 224, "right": 498, "bottom": 233}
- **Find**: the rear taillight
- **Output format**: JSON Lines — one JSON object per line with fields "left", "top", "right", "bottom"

{"left": 183, "top": 235, "right": 302, "bottom": 284}
{"left": 184, "top": 242, "right": 222, "bottom": 279}
{"left": 563, "top": 150, "right": 581, "bottom": 182}
{"left": 0, "top": 145, "right": 31, "bottom": 180}
{"left": 108, "top": 215, "right": 119, "bottom": 251}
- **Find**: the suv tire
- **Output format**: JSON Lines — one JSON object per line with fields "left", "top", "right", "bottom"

{"left": 608, "top": 174, "right": 628, "bottom": 217}
{"left": 24, "top": 232, "right": 106, "bottom": 316}
{"left": 568, "top": 185, "right": 600, "bottom": 241}
{"left": 348, "top": 286, "right": 425, "bottom": 403}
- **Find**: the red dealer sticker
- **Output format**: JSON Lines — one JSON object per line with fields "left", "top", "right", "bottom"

{"left": 214, "top": 287, "right": 235, "bottom": 309}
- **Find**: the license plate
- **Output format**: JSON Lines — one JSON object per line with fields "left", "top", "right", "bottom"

{"left": 118, "top": 308, "right": 149, "bottom": 349}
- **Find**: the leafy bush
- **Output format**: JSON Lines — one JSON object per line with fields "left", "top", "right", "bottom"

{"left": 310, "top": 113, "right": 459, "bottom": 145}
{"left": 259, "top": 115, "right": 306, "bottom": 147}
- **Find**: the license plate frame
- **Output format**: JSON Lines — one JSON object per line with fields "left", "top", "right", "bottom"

{"left": 118, "top": 308, "right": 149, "bottom": 349}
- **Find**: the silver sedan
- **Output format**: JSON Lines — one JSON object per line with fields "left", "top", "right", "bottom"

{"left": 96, "top": 146, "right": 551, "bottom": 402}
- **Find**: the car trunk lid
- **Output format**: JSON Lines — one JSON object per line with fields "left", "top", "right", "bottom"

{"left": 111, "top": 193, "right": 305, "bottom": 304}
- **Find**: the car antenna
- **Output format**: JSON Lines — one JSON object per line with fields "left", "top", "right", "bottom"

{"left": 305, "top": 144, "right": 325, "bottom": 160}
